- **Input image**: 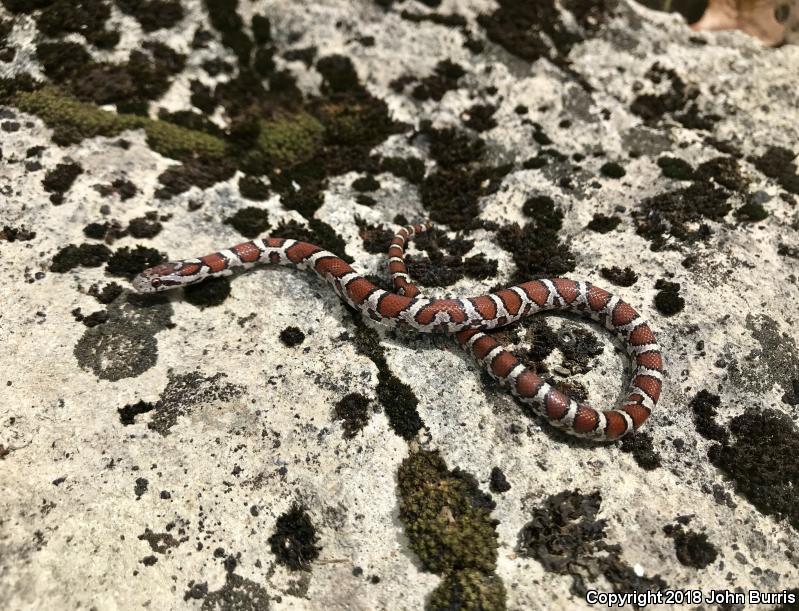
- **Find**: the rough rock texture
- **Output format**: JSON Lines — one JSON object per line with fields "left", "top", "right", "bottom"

{"left": 1, "top": 1, "right": 799, "bottom": 609}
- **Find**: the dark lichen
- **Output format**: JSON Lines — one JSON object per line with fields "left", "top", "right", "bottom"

{"left": 496, "top": 221, "right": 576, "bottom": 283}
{"left": 118, "top": 399, "right": 155, "bottom": 425}
{"left": 183, "top": 277, "right": 231, "bottom": 308}
{"left": 695, "top": 157, "right": 747, "bottom": 192}
{"left": 238, "top": 175, "right": 270, "bottom": 200}
{"left": 357, "top": 221, "right": 394, "bottom": 255}
{"left": 352, "top": 174, "right": 380, "bottom": 192}
{"left": 489, "top": 467, "right": 511, "bottom": 493}
{"left": 378, "top": 156, "right": 426, "bottom": 184}
{"left": 1, "top": 225, "right": 37, "bottom": 242}
{"left": 95, "top": 177, "right": 138, "bottom": 200}
{"left": 155, "top": 158, "right": 235, "bottom": 199}
{"left": 51, "top": 243, "right": 112, "bottom": 272}
{"left": 657, "top": 156, "right": 695, "bottom": 180}
{"left": 653, "top": 279, "right": 684, "bottom": 316}
{"left": 268, "top": 504, "right": 321, "bottom": 571}
{"left": 128, "top": 217, "right": 162, "bottom": 239}
{"left": 631, "top": 63, "right": 716, "bottom": 130}
{"left": 334, "top": 393, "right": 371, "bottom": 438}
{"left": 477, "top": 0, "right": 605, "bottom": 88}
{"left": 104, "top": 245, "right": 165, "bottom": 278}
{"left": 690, "top": 390, "right": 728, "bottom": 442}
{"left": 463, "top": 104, "right": 497, "bottom": 132}
{"left": 708, "top": 408, "right": 799, "bottom": 530}
{"left": 116, "top": 0, "right": 184, "bottom": 32}
{"left": 734, "top": 200, "right": 769, "bottom": 222}
{"left": 224, "top": 206, "right": 270, "bottom": 238}
{"left": 663, "top": 524, "right": 718, "bottom": 569}
{"left": 517, "top": 489, "right": 667, "bottom": 597}
{"left": 74, "top": 292, "right": 173, "bottom": 381}
{"left": 88, "top": 281, "right": 123, "bottom": 304}
{"left": 35, "top": 0, "right": 118, "bottom": 48}
{"left": 279, "top": 326, "right": 305, "bottom": 347}
{"left": 42, "top": 161, "right": 83, "bottom": 204}
{"left": 619, "top": 432, "right": 662, "bottom": 470}
{"left": 599, "top": 266, "right": 638, "bottom": 287}
{"left": 586, "top": 213, "right": 620, "bottom": 233}
{"left": 350, "top": 319, "right": 423, "bottom": 440}
{"left": 633, "top": 182, "right": 731, "bottom": 251}
{"left": 147, "top": 371, "right": 245, "bottom": 435}
{"left": 750, "top": 146, "right": 799, "bottom": 195}
{"left": 599, "top": 161, "right": 625, "bottom": 179}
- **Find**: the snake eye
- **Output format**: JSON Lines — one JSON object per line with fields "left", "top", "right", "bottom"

{"left": 151, "top": 278, "right": 162, "bottom": 288}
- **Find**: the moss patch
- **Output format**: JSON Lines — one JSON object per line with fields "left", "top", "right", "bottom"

{"left": 105, "top": 245, "right": 165, "bottom": 278}
{"left": 633, "top": 182, "right": 731, "bottom": 251}
{"left": 12, "top": 86, "right": 226, "bottom": 159}
{"left": 586, "top": 213, "right": 620, "bottom": 233}
{"left": 599, "top": 266, "right": 638, "bottom": 287}
{"left": 278, "top": 326, "right": 305, "bottom": 347}
{"left": 34, "top": 0, "right": 118, "bottom": 48}
{"left": 116, "top": 0, "right": 184, "bottom": 32}
{"left": 619, "top": 432, "right": 662, "bottom": 470}
{"left": 348, "top": 317, "right": 423, "bottom": 440}
{"left": 397, "top": 450, "right": 505, "bottom": 610}
{"left": 334, "top": 392, "right": 371, "bottom": 438}
{"left": 657, "top": 156, "right": 695, "bottom": 180}
{"left": 42, "top": 161, "right": 83, "bottom": 204}
{"left": 51, "top": 243, "right": 112, "bottom": 272}
{"left": 428, "top": 570, "right": 506, "bottom": 611}
{"left": 268, "top": 504, "right": 321, "bottom": 571}
{"left": 653, "top": 279, "right": 684, "bottom": 316}
{"left": 517, "top": 489, "right": 667, "bottom": 596}
{"left": 662, "top": 523, "right": 718, "bottom": 569}
{"left": 256, "top": 112, "right": 324, "bottom": 167}
{"left": 708, "top": 408, "right": 799, "bottom": 530}
{"left": 183, "top": 277, "right": 231, "bottom": 308}
{"left": 224, "top": 207, "right": 270, "bottom": 239}
{"left": 750, "top": 146, "right": 799, "bottom": 195}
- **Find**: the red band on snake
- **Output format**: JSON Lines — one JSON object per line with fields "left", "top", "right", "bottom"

{"left": 133, "top": 223, "right": 664, "bottom": 440}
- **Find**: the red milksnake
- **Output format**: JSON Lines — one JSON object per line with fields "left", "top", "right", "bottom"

{"left": 133, "top": 223, "right": 664, "bottom": 440}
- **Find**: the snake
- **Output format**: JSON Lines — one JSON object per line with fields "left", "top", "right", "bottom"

{"left": 133, "top": 223, "right": 664, "bottom": 441}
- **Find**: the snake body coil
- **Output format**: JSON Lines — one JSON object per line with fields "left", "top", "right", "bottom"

{"left": 133, "top": 223, "right": 664, "bottom": 441}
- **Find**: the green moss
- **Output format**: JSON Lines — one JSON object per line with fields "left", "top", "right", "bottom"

{"left": 12, "top": 86, "right": 225, "bottom": 159}
{"left": 142, "top": 117, "right": 226, "bottom": 160}
{"left": 428, "top": 570, "right": 506, "bottom": 611}
{"left": 13, "top": 86, "right": 139, "bottom": 144}
{"left": 397, "top": 450, "right": 505, "bottom": 609}
{"left": 256, "top": 112, "right": 324, "bottom": 167}
{"left": 398, "top": 450, "right": 499, "bottom": 574}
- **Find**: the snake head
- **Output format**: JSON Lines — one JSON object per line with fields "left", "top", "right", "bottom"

{"left": 132, "top": 262, "right": 186, "bottom": 293}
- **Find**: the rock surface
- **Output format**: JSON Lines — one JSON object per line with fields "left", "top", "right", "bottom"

{"left": 1, "top": 1, "right": 799, "bottom": 609}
